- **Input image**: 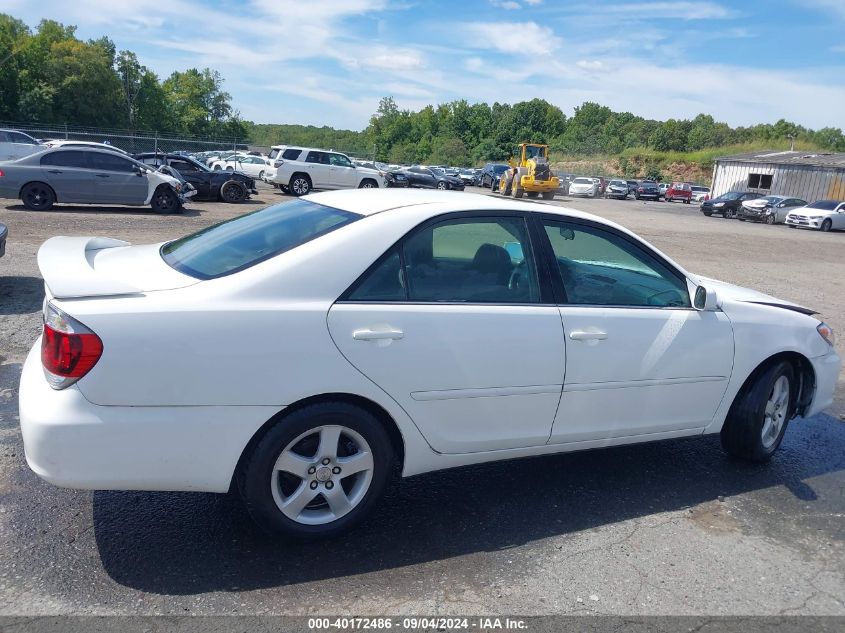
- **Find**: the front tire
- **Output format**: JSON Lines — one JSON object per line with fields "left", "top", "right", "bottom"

{"left": 721, "top": 361, "right": 795, "bottom": 462}
{"left": 238, "top": 403, "right": 393, "bottom": 539}
{"left": 820, "top": 219, "right": 832, "bottom": 232}
{"left": 150, "top": 186, "right": 181, "bottom": 214}
{"left": 220, "top": 181, "right": 247, "bottom": 203}
{"left": 359, "top": 179, "right": 378, "bottom": 189}
{"left": 436, "top": 181, "right": 448, "bottom": 190}
{"left": 21, "top": 182, "right": 55, "bottom": 211}
{"left": 541, "top": 191, "right": 555, "bottom": 200}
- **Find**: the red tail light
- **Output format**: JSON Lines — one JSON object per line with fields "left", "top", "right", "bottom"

{"left": 0, "top": 169, "right": 4, "bottom": 177}
{"left": 41, "top": 302, "right": 102, "bottom": 389}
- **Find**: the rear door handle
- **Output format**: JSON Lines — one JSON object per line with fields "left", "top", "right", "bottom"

{"left": 95, "top": 174, "right": 110, "bottom": 178}
{"left": 353, "top": 327, "right": 404, "bottom": 341}
{"left": 569, "top": 330, "right": 608, "bottom": 341}
{"left": 47, "top": 170, "right": 62, "bottom": 174}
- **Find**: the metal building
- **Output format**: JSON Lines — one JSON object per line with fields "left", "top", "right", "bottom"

{"left": 710, "top": 150, "right": 845, "bottom": 202}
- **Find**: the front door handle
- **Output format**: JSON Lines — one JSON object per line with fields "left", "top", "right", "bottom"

{"left": 95, "top": 173, "right": 110, "bottom": 178}
{"left": 47, "top": 170, "right": 62, "bottom": 174}
{"left": 353, "top": 327, "right": 404, "bottom": 341}
{"left": 569, "top": 330, "right": 608, "bottom": 341}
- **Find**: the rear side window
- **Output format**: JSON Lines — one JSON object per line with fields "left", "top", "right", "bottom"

{"left": 161, "top": 199, "right": 360, "bottom": 279}
{"left": 282, "top": 148, "right": 303, "bottom": 160}
{"left": 41, "top": 151, "right": 88, "bottom": 168}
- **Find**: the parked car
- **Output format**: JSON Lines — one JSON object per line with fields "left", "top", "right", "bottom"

{"left": 591, "top": 176, "right": 607, "bottom": 194}
{"left": 134, "top": 152, "right": 258, "bottom": 203}
{"left": 738, "top": 195, "right": 808, "bottom": 225}
{"left": 556, "top": 172, "right": 575, "bottom": 194}
{"left": 0, "top": 129, "right": 43, "bottom": 162}
{"left": 0, "top": 148, "right": 193, "bottom": 213}
{"left": 635, "top": 181, "right": 660, "bottom": 200}
{"left": 665, "top": 182, "right": 692, "bottom": 204}
{"left": 211, "top": 155, "right": 271, "bottom": 180}
{"left": 19, "top": 189, "right": 840, "bottom": 539}
{"left": 568, "top": 177, "right": 599, "bottom": 197}
{"left": 785, "top": 200, "right": 845, "bottom": 232}
{"left": 605, "top": 179, "right": 629, "bottom": 200}
{"left": 395, "top": 165, "right": 464, "bottom": 190}
{"left": 691, "top": 185, "right": 711, "bottom": 202}
{"left": 701, "top": 192, "right": 762, "bottom": 218}
{"left": 0, "top": 222, "right": 6, "bottom": 258}
{"left": 479, "top": 163, "right": 510, "bottom": 188}
{"left": 42, "top": 140, "right": 131, "bottom": 156}
{"left": 271, "top": 148, "right": 387, "bottom": 195}
{"left": 626, "top": 180, "right": 639, "bottom": 195}
{"left": 657, "top": 182, "right": 670, "bottom": 199}
{"left": 458, "top": 168, "right": 478, "bottom": 186}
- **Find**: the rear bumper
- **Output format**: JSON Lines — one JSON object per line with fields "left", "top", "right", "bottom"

{"left": 18, "top": 341, "right": 281, "bottom": 493}
{"left": 806, "top": 349, "right": 842, "bottom": 417}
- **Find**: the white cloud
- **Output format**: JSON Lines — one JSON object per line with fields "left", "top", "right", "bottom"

{"left": 492, "top": 0, "right": 522, "bottom": 8}
{"left": 576, "top": 59, "right": 606, "bottom": 72}
{"left": 462, "top": 21, "right": 562, "bottom": 55}
{"left": 524, "top": 0, "right": 543, "bottom": 4}
{"left": 572, "top": 1, "right": 734, "bottom": 20}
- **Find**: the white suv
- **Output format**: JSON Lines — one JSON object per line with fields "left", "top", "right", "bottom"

{"left": 271, "top": 147, "right": 386, "bottom": 195}
{"left": 0, "top": 129, "right": 43, "bottom": 161}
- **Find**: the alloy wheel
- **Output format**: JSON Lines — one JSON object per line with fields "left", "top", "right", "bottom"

{"left": 761, "top": 375, "right": 789, "bottom": 449}
{"left": 270, "top": 425, "right": 374, "bottom": 525}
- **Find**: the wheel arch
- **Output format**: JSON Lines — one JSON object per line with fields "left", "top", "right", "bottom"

{"left": 229, "top": 392, "right": 406, "bottom": 493}
{"left": 734, "top": 351, "right": 816, "bottom": 418}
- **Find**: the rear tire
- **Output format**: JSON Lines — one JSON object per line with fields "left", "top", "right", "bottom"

{"left": 541, "top": 191, "right": 555, "bottom": 200}
{"left": 150, "top": 186, "right": 180, "bottom": 214}
{"left": 289, "top": 174, "right": 311, "bottom": 196}
{"left": 721, "top": 361, "right": 795, "bottom": 462}
{"left": 20, "top": 182, "right": 55, "bottom": 211}
{"left": 238, "top": 403, "right": 393, "bottom": 539}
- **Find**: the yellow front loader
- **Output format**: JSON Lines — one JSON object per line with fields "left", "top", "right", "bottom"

{"left": 497, "top": 143, "right": 558, "bottom": 200}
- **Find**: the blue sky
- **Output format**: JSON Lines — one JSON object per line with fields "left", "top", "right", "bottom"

{"left": 2, "top": 0, "right": 845, "bottom": 130}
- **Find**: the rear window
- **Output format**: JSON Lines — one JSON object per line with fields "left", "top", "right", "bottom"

{"left": 161, "top": 199, "right": 360, "bottom": 279}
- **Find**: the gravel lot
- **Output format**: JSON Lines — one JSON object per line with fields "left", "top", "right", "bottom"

{"left": 1, "top": 184, "right": 843, "bottom": 615}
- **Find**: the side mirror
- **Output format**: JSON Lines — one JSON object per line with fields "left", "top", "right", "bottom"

{"left": 135, "top": 166, "right": 146, "bottom": 176}
{"left": 693, "top": 286, "right": 718, "bottom": 311}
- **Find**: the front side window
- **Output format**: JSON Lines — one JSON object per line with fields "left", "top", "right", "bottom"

{"left": 89, "top": 152, "right": 136, "bottom": 173}
{"left": 162, "top": 199, "right": 359, "bottom": 279}
{"left": 329, "top": 154, "right": 353, "bottom": 167}
{"left": 543, "top": 220, "right": 690, "bottom": 308}
{"left": 347, "top": 217, "right": 540, "bottom": 303}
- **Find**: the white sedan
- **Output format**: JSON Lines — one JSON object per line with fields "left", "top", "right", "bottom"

{"left": 19, "top": 190, "right": 841, "bottom": 538}
{"left": 785, "top": 199, "right": 845, "bottom": 232}
{"left": 210, "top": 155, "right": 270, "bottom": 179}
{"left": 568, "top": 177, "right": 598, "bottom": 197}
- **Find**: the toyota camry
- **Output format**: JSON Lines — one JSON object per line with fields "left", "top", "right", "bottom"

{"left": 19, "top": 189, "right": 841, "bottom": 538}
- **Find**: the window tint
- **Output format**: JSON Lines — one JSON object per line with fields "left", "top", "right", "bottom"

{"left": 282, "top": 148, "right": 302, "bottom": 160}
{"left": 161, "top": 199, "right": 359, "bottom": 279}
{"left": 329, "top": 153, "right": 352, "bottom": 167}
{"left": 268, "top": 148, "right": 281, "bottom": 159}
{"left": 170, "top": 159, "right": 196, "bottom": 172}
{"left": 807, "top": 200, "right": 838, "bottom": 210}
{"left": 347, "top": 250, "right": 406, "bottom": 301}
{"left": 40, "top": 150, "right": 88, "bottom": 168}
{"left": 305, "top": 151, "right": 329, "bottom": 164}
{"left": 402, "top": 217, "right": 539, "bottom": 303}
{"left": 10, "top": 132, "right": 37, "bottom": 144}
{"left": 543, "top": 221, "right": 690, "bottom": 308}
{"left": 89, "top": 152, "right": 136, "bottom": 172}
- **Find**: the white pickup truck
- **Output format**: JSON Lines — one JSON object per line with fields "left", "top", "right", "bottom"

{"left": 270, "top": 147, "right": 386, "bottom": 195}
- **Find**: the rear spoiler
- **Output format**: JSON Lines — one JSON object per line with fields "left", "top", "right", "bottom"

{"left": 37, "top": 236, "right": 140, "bottom": 299}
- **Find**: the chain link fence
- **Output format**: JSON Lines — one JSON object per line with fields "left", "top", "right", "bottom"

{"left": 0, "top": 121, "right": 248, "bottom": 155}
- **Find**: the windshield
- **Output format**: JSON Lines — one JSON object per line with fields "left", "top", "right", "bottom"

{"left": 573, "top": 178, "right": 592, "bottom": 184}
{"left": 609, "top": 180, "right": 626, "bottom": 186}
{"left": 184, "top": 156, "right": 211, "bottom": 172}
{"left": 807, "top": 200, "right": 839, "bottom": 210}
{"left": 161, "top": 199, "right": 360, "bottom": 279}
{"left": 717, "top": 192, "right": 743, "bottom": 201}
{"left": 493, "top": 164, "right": 509, "bottom": 174}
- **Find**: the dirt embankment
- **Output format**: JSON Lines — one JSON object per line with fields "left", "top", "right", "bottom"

{"left": 552, "top": 157, "right": 712, "bottom": 184}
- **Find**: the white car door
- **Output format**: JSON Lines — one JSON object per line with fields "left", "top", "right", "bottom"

{"left": 328, "top": 153, "right": 358, "bottom": 188}
{"left": 539, "top": 217, "right": 734, "bottom": 444}
{"left": 303, "top": 150, "right": 332, "bottom": 189}
{"left": 328, "top": 214, "right": 566, "bottom": 454}
{"left": 834, "top": 203, "right": 845, "bottom": 229}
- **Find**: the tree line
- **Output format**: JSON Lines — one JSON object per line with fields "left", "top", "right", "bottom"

{"left": 0, "top": 15, "right": 248, "bottom": 140}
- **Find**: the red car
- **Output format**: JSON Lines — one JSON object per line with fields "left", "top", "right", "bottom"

{"left": 666, "top": 182, "right": 692, "bottom": 204}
